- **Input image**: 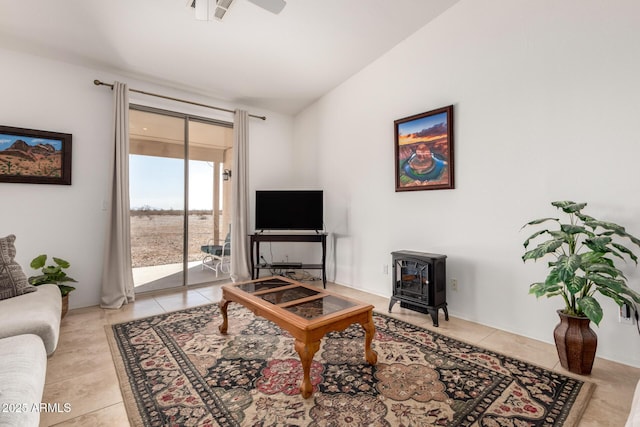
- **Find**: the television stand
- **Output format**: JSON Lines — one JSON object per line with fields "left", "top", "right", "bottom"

{"left": 250, "top": 233, "right": 327, "bottom": 288}
{"left": 271, "top": 262, "right": 303, "bottom": 268}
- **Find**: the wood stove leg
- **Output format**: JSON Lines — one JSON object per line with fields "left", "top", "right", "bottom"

{"left": 388, "top": 297, "right": 397, "bottom": 313}
{"left": 294, "top": 339, "right": 320, "bottom": 399}
{"left": 218, "top": 299, "right": 230, "bottom": 334}
{"left": 428, "top": 307, "right": 439, "bottom": 327}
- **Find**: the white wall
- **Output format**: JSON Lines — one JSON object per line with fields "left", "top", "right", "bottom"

{"left": 0, "top": 47, "right": 294, "bottom": 309}
{"left": 293, "top": 0, "right": 640, "bottom": 367}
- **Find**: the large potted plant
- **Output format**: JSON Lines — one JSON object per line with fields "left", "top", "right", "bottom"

{"left": 28, "top": 254, "right": 77, "bottom": 318}
{"left": 522, "top": 201, "right": 640, "bottom": 374}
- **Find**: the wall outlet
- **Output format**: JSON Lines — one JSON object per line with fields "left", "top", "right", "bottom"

{"left": 451, "top": 278, "right": 458, "bottom": 291}
{"left": 383, "top": 264, "right": 389, "bottom": 275}
{"left": 619, "top": 304, "right": 634, "bottom": 325}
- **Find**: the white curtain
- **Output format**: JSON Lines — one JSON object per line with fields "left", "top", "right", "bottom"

{"left": 100, "top": 81, "right": 135, "bottom": 309}
{"left": 230, "top": 110, "right": 252, "bottom": 282}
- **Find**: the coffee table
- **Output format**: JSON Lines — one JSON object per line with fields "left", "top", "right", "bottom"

{"left": 218, "top": 276, "right": 378, "bottom": 398}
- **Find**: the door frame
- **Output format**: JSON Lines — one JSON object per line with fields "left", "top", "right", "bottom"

{"left": 130, "top": 104, "right": 233, "bottom": 288}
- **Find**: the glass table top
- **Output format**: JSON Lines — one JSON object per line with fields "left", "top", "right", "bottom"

{"left": 231, "top": 277, "right": 358, "bottom": 320}
{"left": 257, "top": 286, "right": 319, "bottom": 305}
{"left": 236, "top": 278, "right": 292, "bottom": 293}
{"left": 283, "top": 295, "right": 356, "bottom": 319}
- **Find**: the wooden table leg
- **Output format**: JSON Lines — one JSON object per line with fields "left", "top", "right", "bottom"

{"left": 361, "top": 310, "right": 378, "bottom": 365}
{"left": 219, "top": 299, "right": 229, "bottom": 334}
{"left": 294, "top": 339, "right": 320, "bottom": 399}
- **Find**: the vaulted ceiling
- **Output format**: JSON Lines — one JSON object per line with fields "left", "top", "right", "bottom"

{"left": 0, "top": 0, "right": 460, "bottom": 114}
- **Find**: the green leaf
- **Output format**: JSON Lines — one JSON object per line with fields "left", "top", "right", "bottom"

{"left": 545, "top": 269, "right": 561, "bottom": 286}
{"left": 597, "top": 287, "right": 632, "bottom": 307}
{"left": 584, "top": 263, "right": 624, "bottom": 279}
{"left": 576, "top": 212, "right": 596, "bottom": 224}
{"left": 565, "top": 275, "right": 586, "bottom": 295}
{"left": 522, "top": 239, "right": 564, "bottom": 261}
{"left": 521, "top": 217, "right": 559, "bottom": 229}
{"left": 560, "top": 224, "right": 590, "bottom": 235}
{"left": 581, "top": 252, "right": 613, "bottom": 267}
{"left": 52, "top": 257, "right": 70, "bottom": 269}
{"left": 42, "top": 266, "right": 62, "bottom": 275}
{"left": 608, "top": 247, "right": 626, "bottom": 261}
{"left": 58, "top": 284, "right": 76, "bottom": 297}
{"left": 584, "top": 219, "right": 626, "bottom": 234}
{"left": 28, "top": 274, "right": 51, "bottom": 285}
{"left": 552, "top": 201, "right": 587, "bottom": 213}
{"left": 612, "top": 242, "right": 638, "bottom": 264}
{"left": 545, "top": 289, "right": 565, "bottom": 298}
{"left": 619, "top": 285, "right": 640, "bottom": 305}
{"left": 584, "top": 236, "right": 612, "bottom": 253}
{"left": 529, "top": 282, "right": 563, "bottom": 298}
{"left": 30, "top": 254, "right": 47, "bottom": 269}
{"left": 523, "top": 229, "right": 549, "bottom": 248}
{"left": 586, "top": 273, "right": 624, "bottom": 293}
{"left": 548, "top": 230, "right": 569, "bottom": 240}
{"left": 555, "top": 254, "right": 581, "bottom": 282}
{"left": 529, "top": 282, "right": 545, "bottom": 297}
{"left": 578, "top": 296, "right": 603, "bottom": 325}
{"left": 627, "top": 234, "right": 640, "bottom": 248}
{"left": 619, "top": 296, "right": 637, "bottom": 309}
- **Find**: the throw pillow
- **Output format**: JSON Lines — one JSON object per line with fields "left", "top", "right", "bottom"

{"left": 0, "top": 235, "right": 37, "bottom": 300}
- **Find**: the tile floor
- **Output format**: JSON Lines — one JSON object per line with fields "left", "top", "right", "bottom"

{"left": 40, "top": 280, "right": 640, "bottom": 426}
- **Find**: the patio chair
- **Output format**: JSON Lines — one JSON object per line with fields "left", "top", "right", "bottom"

{"left": 201, "top": 232, "right": 231, "bottom": 276}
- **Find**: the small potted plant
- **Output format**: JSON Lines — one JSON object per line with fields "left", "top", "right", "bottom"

{"left": 522, "top": 201, "right": 640, "bottom": 374}
{"left": 28, "top": 254, "right": 77, "bottom": 318}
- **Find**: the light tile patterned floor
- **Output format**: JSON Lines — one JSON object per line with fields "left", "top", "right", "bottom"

{"left": 40, "top": 280, "right": 640, "bottom": 426}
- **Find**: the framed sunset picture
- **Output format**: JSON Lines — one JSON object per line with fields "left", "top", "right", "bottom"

{"left": 0, "top": 125, "right": 72, "bottom": 185}
{"left": 394, "top": 105, "right": 454, "bottom": 192}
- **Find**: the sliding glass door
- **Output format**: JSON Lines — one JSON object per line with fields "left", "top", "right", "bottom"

{"left": 186, "top": 118, "right": 233, "bottom": 287}
{"left": 129, "top": 106, "right": 232, "bottom": 292}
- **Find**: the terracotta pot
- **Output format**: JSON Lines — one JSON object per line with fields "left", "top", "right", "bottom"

{"left": 553, "top": 309, "right": 597, "bottom": 375}
{"left": 61, "top": 294, "right": 69, "bottom": 319}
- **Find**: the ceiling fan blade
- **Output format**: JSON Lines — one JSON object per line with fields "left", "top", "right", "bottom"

{"left": 247, "top": 0, "right": 286, "bottom": 14}
{"left": 194, "top": 0, "right": 209, "bottom": 20}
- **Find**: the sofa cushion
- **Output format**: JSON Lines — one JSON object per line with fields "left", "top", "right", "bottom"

{"left": 627, "top": 379, "right": 640, "bottom": 426}
{"left": 0, "top": 284, "right": 61, "bottom": 355}
{"left": 0, "top": 235, "right": 36, "bottom": 300}
{"left": 0, "top": 334, "right": 47, "bottom": 427}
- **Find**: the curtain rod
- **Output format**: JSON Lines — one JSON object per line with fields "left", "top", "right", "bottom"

{"left": 93, "top": 79, "right": 266, "bottom": 121}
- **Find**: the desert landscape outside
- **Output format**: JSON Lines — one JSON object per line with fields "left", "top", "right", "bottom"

{"left": 130, "top": 209, "right": 225, "bottom": 268}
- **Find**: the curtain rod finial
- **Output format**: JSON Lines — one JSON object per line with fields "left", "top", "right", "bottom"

{"left": 93, "top": 79, "right": 102, "bottom": 86}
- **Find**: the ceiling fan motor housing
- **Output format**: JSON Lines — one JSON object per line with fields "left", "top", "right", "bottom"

{"left": 189, "top": 0, "right": 285, "bottom": 21}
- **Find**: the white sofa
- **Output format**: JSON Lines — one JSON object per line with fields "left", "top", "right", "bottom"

{"left": 0, "top": 334, "right": 48, "bottom": 427}
{"left": 0, "top": 284, "right": 61, "bottom": 355}
{"left": 627, "top": 380, "right": 640, "bottom": 426}
{"left": 0, "top": 284, "right": 62, "bottom": 427}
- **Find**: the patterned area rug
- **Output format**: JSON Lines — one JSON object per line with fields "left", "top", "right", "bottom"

{"left": 106, "top": 303, "right": 593, "bottom": 426}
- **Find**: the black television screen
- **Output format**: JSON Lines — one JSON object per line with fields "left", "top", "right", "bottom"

{"left": 255, "top": 190, "right": 323, "bottom": 231}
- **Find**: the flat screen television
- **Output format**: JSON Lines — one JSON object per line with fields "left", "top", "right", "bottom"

{"left": 255, "top": 190, "right": 323, "bottom": 231}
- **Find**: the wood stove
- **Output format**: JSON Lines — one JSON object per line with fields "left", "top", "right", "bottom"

{"left": 388, "top": 250, "right": 448, "bottom": 326}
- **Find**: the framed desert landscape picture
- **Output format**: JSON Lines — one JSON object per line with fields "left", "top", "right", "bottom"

{"left": 394, "top": 105, "right": 454, "bottom": 192}
{"left": 0, "top": 125, "right": 72, "bottom": 185}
